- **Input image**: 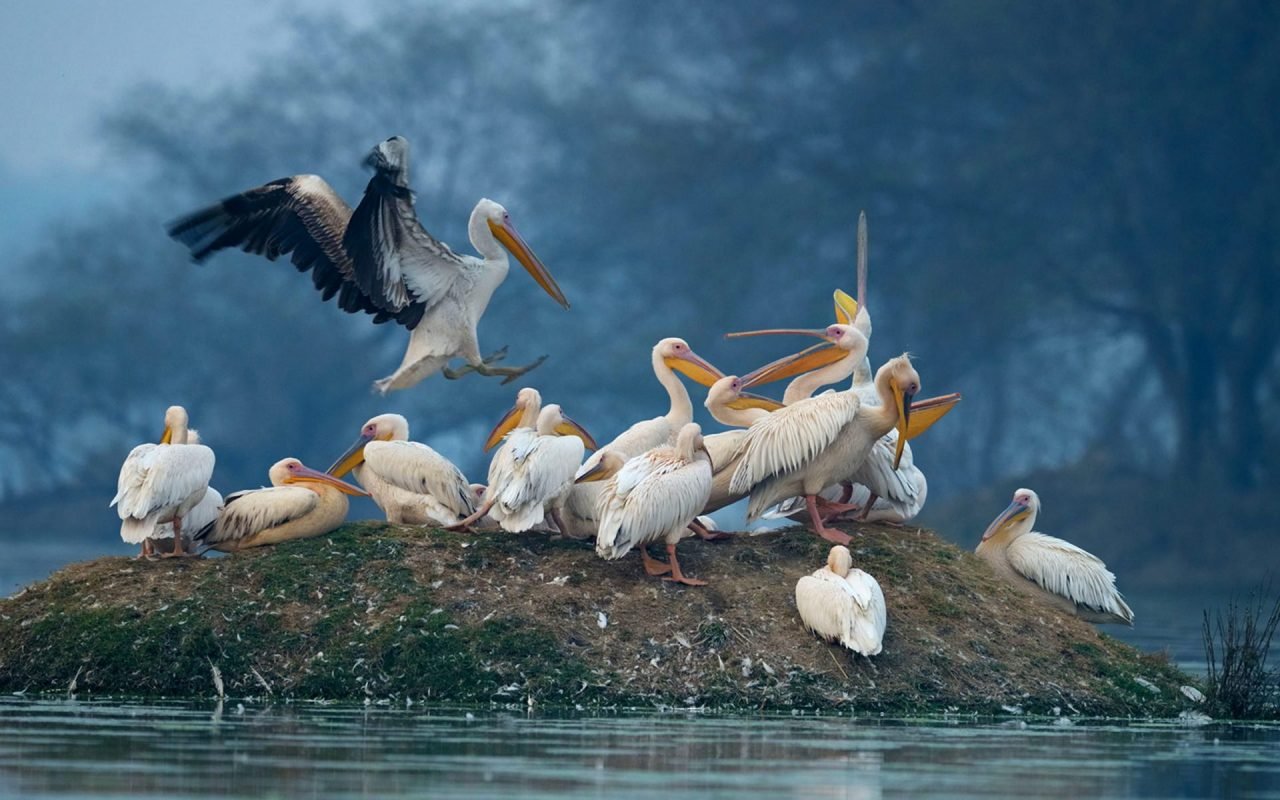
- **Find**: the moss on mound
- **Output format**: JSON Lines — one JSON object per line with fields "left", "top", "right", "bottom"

{"left": 0, "top": 521, "right": 1197, "bottom": 715}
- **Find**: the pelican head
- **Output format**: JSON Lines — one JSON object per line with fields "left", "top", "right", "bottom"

{"left": 536, "top": 403, "right": 598, "bottom": 449}
{"left": 676, "top": 422, "right": 714, "bottom": 472}
{"left": 654, "top": 338, "right": 723, "bottom": 387}
{"left": 827, "top": 545, "right": 853, "bottom": 577}
{"left": 704, "top": 375, "right": 785, "bottom": 417}
{"left": 872, "top": 354, "right": 920, "bottom": 468}
{"left": 160, "top": 405, "right": 190, "bottom": 445}
{"left": 472, "top": 199, "right": 569, "bottom": 310}
{"left": 270, "top": 458, "right": 369, "bottom": 496}
{"left": 327, "top": 413, "right": 410, "bottom": 477}
{"left": 981, "top": 488, "right": 1040, "bottom": 542}
{"left": 731, "top": 324, "right": 867, "bottom": 389}
{"left": 365, "top": 135, "right": 410, "bottom": 184}
{"left": 574, "top": 450, "right": 627, "bottom": 484}
{"left": 484, "top": 387, "right": 544, "bottom": 451}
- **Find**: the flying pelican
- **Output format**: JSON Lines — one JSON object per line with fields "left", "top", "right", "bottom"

{"left": 457, "top": 403, "right": 596, "bottom": 533}
{"left": 795, "top": 545, "right": 886, "bottom": 656}
{"left": 194, "top": 458, "right": 367, "bottom": 552}
{"left": 576, "top": 338, "right": 722, "bottom": 476}
{"left": 976, "top": 488, "right": 1134, "bottom": 626}
{"left": 578, "top": 423, "right": 714, "bottom": 586}
{"left": 111, "top": 406, "right": 215, "bottom": 558}
{"left": 327, "top": 413, "right": 474, "bottom": 525}
{"left": 165, "top": 136, "right": 569, "bottom": 393}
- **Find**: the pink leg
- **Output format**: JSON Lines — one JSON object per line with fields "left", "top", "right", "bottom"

{"left": 805, "top": 496, "right": 852, "bottom": 545}
{"left": 662, "top": 543, "right": 707, "bottom": 586}
{"left": 640, "top": 547, "right": 672, "bottom": 576}
{"left": 689, "top": 519, "right": 730, "bottom": 541}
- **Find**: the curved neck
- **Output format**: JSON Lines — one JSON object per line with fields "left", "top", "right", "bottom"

{"left": 706, "top": 400, "right": 767, "bottom": 429}
{"left": 863, "top": 367, "right": 901, "bottom": 437}
{"left": 782, "top": 350, "right": 861, "bottom": 405}
{"left": 169, "top": 419, "right": 190, "bottom": 445}
{"left": 652, "top": 350, "right": 693, "bottom": 426}
{"left": 469, "top": 207, "right": 507, "bottom": 263}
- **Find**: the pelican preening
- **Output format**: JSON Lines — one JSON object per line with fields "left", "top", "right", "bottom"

{"left": 795, "top": 545, "right": 887, "bottom": 656}
{"left": 580, "top": 422, "right": 714, "bottom": 586}
{"left": 165, "top": 135, "right": 569, "bottom": 394}
{"left": 976, "top": 488, "right": 1134, "bottom": 626}
{"left": 194, "top": 458, "right": 367, "bottom": 552}
{"left": 111, "top": 406, "right": 215, "bottom": 558}
{"left": 327, "top": 413, "right": 474, "bottom": 525}
{"left": 458, "top": 403, "right": 597, "bottom": 533}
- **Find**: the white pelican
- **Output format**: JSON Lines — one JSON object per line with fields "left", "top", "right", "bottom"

{"left": 578, "top": 423, "right": 714, "bottom": 586}
{"left": 795, "top": 545, "right": 886, "bottom": 656}
{"left": 166, "top": 136, "right": 569, "bottom": 393}
{"left": 195, "top": 458, "right": 367, "bottom": 552}
{"left": 976, "top": 489, "right": 1134, "bottom": 626}
{"left": 152, "top": 430, "right": 223, "bottom": 550}
{"left": 577, "top": 338, "right": 722, "bottom": 475}
{"left": 327, "top": 413, "right": 474, "bottom": 525}
{"left": 458, "top": 404, "right": 596, "bottom": 533}
{"left": 110, "top": 406, "right": 215, "bottom": 558}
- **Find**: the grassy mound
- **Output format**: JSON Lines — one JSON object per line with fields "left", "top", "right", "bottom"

{"left": 0, "top": 521, "right": 1197, "bottom": 715}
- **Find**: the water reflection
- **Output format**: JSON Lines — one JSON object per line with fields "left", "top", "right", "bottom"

{"left": 0, "top": 700, "right": 1277, "bottom": 799}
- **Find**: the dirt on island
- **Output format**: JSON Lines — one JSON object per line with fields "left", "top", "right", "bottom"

{"left": 0, "top": 520, "right": 1195, "bottom": 715}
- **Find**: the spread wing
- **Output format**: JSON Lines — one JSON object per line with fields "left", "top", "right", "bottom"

{"left": 729, "top": 392, "right": 860, "bottom": 495}
{"left": 196, "top": 485, "right": 318, "bottom": 546}
{"left": 1006, "top": 532, "right": 1133, "bottom": 623}
{"left": 165, "top": 174, "right": 425, "bottom": 329}
{"left": 343, "top": 173, "right": 467, "bottom": 315}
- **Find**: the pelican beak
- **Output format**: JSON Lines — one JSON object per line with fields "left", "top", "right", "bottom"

{"left": 833, "top": 289, "right": 858, "bottom": 325}
{"left": 327, "top": 432, "right": 374, "bottom": 478}
{"left": 892, "top": 384, "right": 915, "bottom": 469}
{"left": 664, "top": 348, "right": 724, "bottom": 387}
{"left": 484, "top": 403, "right": 525, "bottom": 451}
{"left": 981, "top": 498, "right": 1031, "bottom": 541}
{"left": 487, "top": 217, "right": 569, "bottom": 310}
{"left": 905, "top": 393, "right": 962, "bottom": 441}
{"left": 737, "top": 333, "right": 848, "bottom": 389}
{"left": 574, "top": 459, "right": 614, "bottom": 484}
{"left": 554, "top": 413, "right": 598, "bottom": 450}
{"left": 159, "top": 426, "right": 174, "bottom": 445}
{"left": 725, "top": 391, "right": 786, "bottom": 412}
{"left": 291, "top": 464, "right": 370, "bottom": 497}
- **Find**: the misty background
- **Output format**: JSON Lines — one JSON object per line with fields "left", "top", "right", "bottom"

{"left": 1, "top": 0, "right": 1276, "bottom": 647}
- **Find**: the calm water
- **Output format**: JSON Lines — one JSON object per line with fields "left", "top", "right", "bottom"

{"left": 0, "top": 699, "right": 1277, "bottom": 799}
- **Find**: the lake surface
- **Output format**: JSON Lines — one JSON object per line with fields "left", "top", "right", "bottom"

{"left": 0, "top": 699, "right": 1277, "bottom": 799}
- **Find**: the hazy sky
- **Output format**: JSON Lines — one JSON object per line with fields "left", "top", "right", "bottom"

{"left": 0, "top": 1, "right": 375, "bottom": 258}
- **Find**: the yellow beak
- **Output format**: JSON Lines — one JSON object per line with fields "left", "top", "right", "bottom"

{"left": 664, "top": 348, "right": 724, "bottom": 387}
{"left": 733, "top": 329, "right": 849, "bottom": 389}
{"left": 289, "top": 463, "right": 370, "bottom": 497}
{"left": 725, "top": 391, "right": 786, "bottom": 412}
{"left": 484, "top": 402, "right": 526, "bottom": 451}
{"left": 574, "top": 458, "right": 616, "bottom": 484}
{"left": 326, "top": 432, "right": 373, "bottom": 478}
{"left": 833, "top": 289, "right": 858, "bottom": 325}
{"left": 892, "top": 384, "right": 915, "bottom": 469}
{"left": 487, "top": 217, "right": 569, "bottom": 310}
{"left": 554, "top": 412, "right": 598, "bottom": 450}
{"left": 905, "top": 393, "right": 962, "bottom": 441}
{"left": 981, "top": 499, "right": 1031, "bottom": 541}
{"left": 159, "top": 426, "right": 173, "bottom": 445}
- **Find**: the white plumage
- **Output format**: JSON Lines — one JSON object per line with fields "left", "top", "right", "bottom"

{"left": 482, "top": 404, "right": 589, "bottom": 532}
{"left": 976, "top": 488, "right": 1134, "bottom": 626}
{"left": 110, "top": 406, "right": 215, "bottom": 557}
{"left": 795, "top": 545, "right": 887, "bottom": 656}
{"left": 590, "top": 423, "right": 713, "bottom": 585}
{"left": 328, "top": 413, "right": 474, "bottom": 525}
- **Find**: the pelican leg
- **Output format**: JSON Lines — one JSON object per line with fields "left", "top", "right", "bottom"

{"left": 161, "top": 517, "right": 194, "bottom": 558}
{"left": 447, "top": 497, "right": 495, "bottom": 532}
{"left": 837, "top": 483, "right": 854, "bottom": 505}
{"left": 662, "top": 543, "right": 707, "bottom": 587}
{"left": 805, "top": 496, "right": 852, "bottom": 545}
{"left": 548, "top": 507, "right": 569, "bottom": 537}
{"left": 138, "top": 539, "right": 153, "bottom": 559}
{"left": 640, "top": 547, "right": 672, "bottom": 576}
{"left": 474, "top": 354, "right": 549, "bottom": 385}
{"left": 689, "top": 519, "right": 730, "bottom": 541}
{"left": 856, "top": 493, "right": 879, "bottom": 521}
{"left": 815, "top": 497, "right": 861, "bottom": 516}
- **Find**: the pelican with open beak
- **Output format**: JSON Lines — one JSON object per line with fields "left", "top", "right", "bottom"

{"left": 193, "top": 458, "right": 367, "bottom": 552}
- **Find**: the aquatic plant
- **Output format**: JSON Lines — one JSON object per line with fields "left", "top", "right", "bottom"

{"left": 1202, "top": 582, "right": 1280, "bottom": 720}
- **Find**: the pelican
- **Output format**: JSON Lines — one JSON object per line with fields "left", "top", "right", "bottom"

{"left": 577, "top": 338, "right": 722, "bottom": 476}
{"left": 327, "top": 413, "right": 474, "bottom": 525}
{"left": 152, "top": 430, "right": 223, "bottom": 551}
{"left": 976, "top": 489, "right": 1134, "bottom": 625}
{"left": 578, "top": 423, "right": 714, "bottom": 586}
{"left": 458, "top": 404, "right": 596, "bottom": 532}
{"left": 110, "top": 406, "right": 215, "bottom": 558}
{"left": 166, "top": 136, "right": 569, "bottom": 393}
{"left": 795, "top": 545, "right": 886, "bottom": 656}
{"left": 194, "top": 458, "right": 367, "bottom": 552}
